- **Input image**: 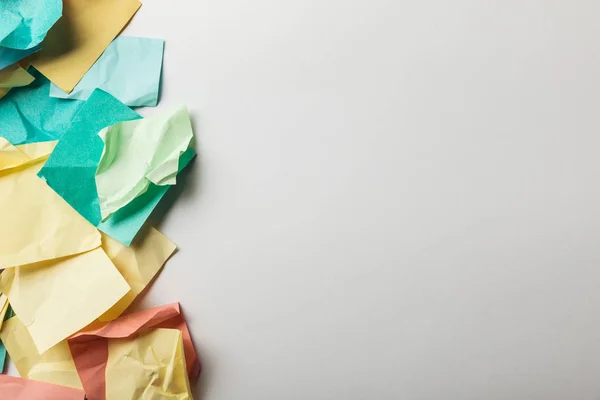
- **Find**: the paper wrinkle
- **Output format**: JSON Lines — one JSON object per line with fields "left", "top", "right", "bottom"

{"left": 98, "top": 227, "right": 177, "bottom": 322}
{"left": 0, "top": 375, "right": 85, "bottom": 400}
{"left": 0, "top": 144, "right": 101, "bottom": 269}
{"left": 0, "top": 248, "right": 131, "bottom": 353}
{"left": 96, "top": 105, "right": 194, "bottom": 220}
{"left": 105, "top": 329, "right": 193, "bottom": 400}
{"left": 38, "top": 89, "right": 196, "bottom": 245}
{"left": 0, "top": 0, "right": 62, "bottom": 50}
{"left": 68, "top": 303, "right": 200, "bottom": 400}
{"left": 31, "top": 0, "right": 142, "bottom": 93}
{"left": 49, "top": 36, "right": 165, "bottom": 107}
{"left": 0, "top": 316, "right": 83, "bottom": 390}
{"left": 0, "top": 69, "right": 85, "bottom": 145}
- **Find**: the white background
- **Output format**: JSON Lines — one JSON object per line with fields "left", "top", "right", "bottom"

{"left": 11, "top": 1, "right": 600, "bottom": 399}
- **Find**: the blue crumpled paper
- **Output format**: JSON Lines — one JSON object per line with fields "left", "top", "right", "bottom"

{"left": 0, "top": 45, "right": 40, "bottom": 71}
{"left": 38, "top": 89, "right": 196, "bottom": 245}
{"left": 50, "top": 36, "right": 165, "bottom": 107}
{"left": 0, "top": 68, "right": 85, "bottom": 145}
{"left": 0, "top": 0, "right": 62, "bottom": 50}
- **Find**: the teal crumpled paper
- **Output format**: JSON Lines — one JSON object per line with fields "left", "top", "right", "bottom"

{"left": 50, "top": 36, "right": 165, "bottom": 107}
{"left": 0, "top": 69, "right": 85, "bottom": 145}
{"left": 0, "top": 306, "right": 14, "bottom": 373}
{"left": 0, "top": 45, "right": 40, "bottom": 71}
{"left": 38, "top": 89, "right": 196, "bottom": 246}
{"left": 0, "top": 0, "right": 62, "bottom": 50}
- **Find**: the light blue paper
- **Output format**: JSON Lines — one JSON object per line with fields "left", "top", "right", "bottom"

{"left": 0, "top": 68, "right": 85, "bottom": 145}
{"left": 49, "top": 36, "right": 165, "bottom": 107}
{"left": 39, "top": 89, "right": 196, "bottom": 246}
{"left": 0, "top": 45, "right": 40, "bottom": 71}
{"left": 0, "top": 0, "right": 62, "bottom": 50}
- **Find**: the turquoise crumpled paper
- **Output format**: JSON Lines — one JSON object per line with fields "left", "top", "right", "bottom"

{"left": 0, "top": 69, "right": 85, "bottom": 145}
{"left": 0, "top": 306, "right": 14, "bottom": 373}
{"left": 0, "top": 45, "right": 40, "bottom": 71}
{"left": 0, "top": 0, "right": 62, "bottom": 50}
{"left": 38, "top": 89, "right": 196, "bottom": 246}
{"left": 50, "top": 36, "right": 165, "bottom": 107}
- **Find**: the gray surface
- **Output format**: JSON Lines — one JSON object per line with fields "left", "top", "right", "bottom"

{"left": 11, "top": 1, "right": 600, "bottom": 399}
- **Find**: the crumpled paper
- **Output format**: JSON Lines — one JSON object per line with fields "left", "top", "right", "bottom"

{"left": 0, "top": 315, "right": 83, "bottom": 390}
{"left": 0, "top": 45, "right": 40, "bottom": 71}
{"left": 0, "top": 294, "right": 9, "bottom": 372}
{"left": 0, "top": 226, "right": 175, "bottom": 388}
{"left": 68, "top": 303, "right": 200, "bottom": 400}
{"left": 0, "top": 140, "right": 101, "bottom": 269}
{"left": 0, "top": 64, "right": 34, "bottom": 88}
{"left": 0, "top": 69, "right": 85, "bottom": 145}
{"left": 0, "top": 247, "right": 131, "bottom": 353}
{"left": 0, "top": 64, "right": 34, "bottom": 99}
{"left": 98, "top": 227, "right": 177, "bottom": 321}
{"left": 0, "top": 375, "right": 85, "bottom": 400}
{"left": 38, "top": 89, "right": 196, "bottom": 245}
{"left": 106, "top": 328, "right": 193, "bottom": 400}
{"left": 50, "top": 36, "right": 165, "bottom": 107}
{"left": 96, "top": 105, "right": 194, "bottom": 220}
{"left": 0, "top": 0, "right": 62, "bottom": 50}
{"left": 30, "top": 0, "right": 141, "bottom": 93}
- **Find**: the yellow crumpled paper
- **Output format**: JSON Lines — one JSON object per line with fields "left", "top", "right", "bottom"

{"left": 99, "top": 227, "right": 177, "bottom": 322}
{"left": 0, "top": 64, "right": 35, "bottom": 98}
{"left": 0, "top": 139, "right": 101, "bottom": 269}
{"left": 0, "top": 248, "right": 131, "bottom": 353}
{"left": 105, "top": 328, "right": 194, "bottom": 400}
{"left": 0, "top": 315, "right": 83, "bottom": 390}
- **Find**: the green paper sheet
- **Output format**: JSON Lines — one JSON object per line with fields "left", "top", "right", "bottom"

{"left": 0, "top": 69, "right": 85, "bottom": 145}
{"left": 96, "top": 106, "right": 193, "bottom": 220}
{"left": 0, "top": 0, "right": 62, "bottom": 50}
{"left": 49, "top": 36, "right": 165, "bottom": 107}
{"left": 38, "top": 90, "right": 196, "bottom": 246}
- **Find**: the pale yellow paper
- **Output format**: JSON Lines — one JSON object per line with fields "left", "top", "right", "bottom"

{"left": 0, "top": 248, "right": 131, "bottom": 353}
{"left": 0, "top": 151, "right": 101, "bottom": 269}
{"left": 0, "top": 64, "right": 34, "bottom": 98}
{"left": 98, "top": 227, "right": 177, "bottom": 322}
{"left": 0, "top": 64, "right": 34, "bottom": 88}
{"left": 0, "top": 316, "right": 83, "bottom": 390}
{"left": 17, "top": 141, "right": 59, "bottom": 161}
{"left": 31, "top": 0, "right": 141, "bottom": 93}
{"left": 106, "top": 328, "right": 193, "bottom": 400}
{"left": 0, "top": 294, "right": 8, "bottom": 330}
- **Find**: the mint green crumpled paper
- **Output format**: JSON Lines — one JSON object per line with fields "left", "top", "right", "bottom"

{"left": 38, "top": 90, "right": 196, "bottom": 246}
{"left": 49, "top": 36, "right": 165, "bottom": 107}
{"left": 96, "top": 106, "right": 193, "bottom": 220}
{"left": 0, "top": 0, "right": 62, "bottom": 50}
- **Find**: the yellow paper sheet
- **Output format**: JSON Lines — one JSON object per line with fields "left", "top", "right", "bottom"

{"left": 0, "top": 64, "right": 34, "bottom": 88}
{"left": 106, "top": 328, "right": 193, "bottom": 400}
{"left": 99, "top": 227, "right": 177, "bottom": 322}
{"left": 31, "top": 0, "right": 141, "bottom": 93}
{"left": 0, "top": 248, "right": 130, "bottom": 353}
{"left": 0, "top": 148, "right": 101, "bottom": 269}
{"left": 0, "top": 64, "right": 34, "bottom": 98}
{"left": 0, "top": 316, "right": 83, "bottom": 390}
